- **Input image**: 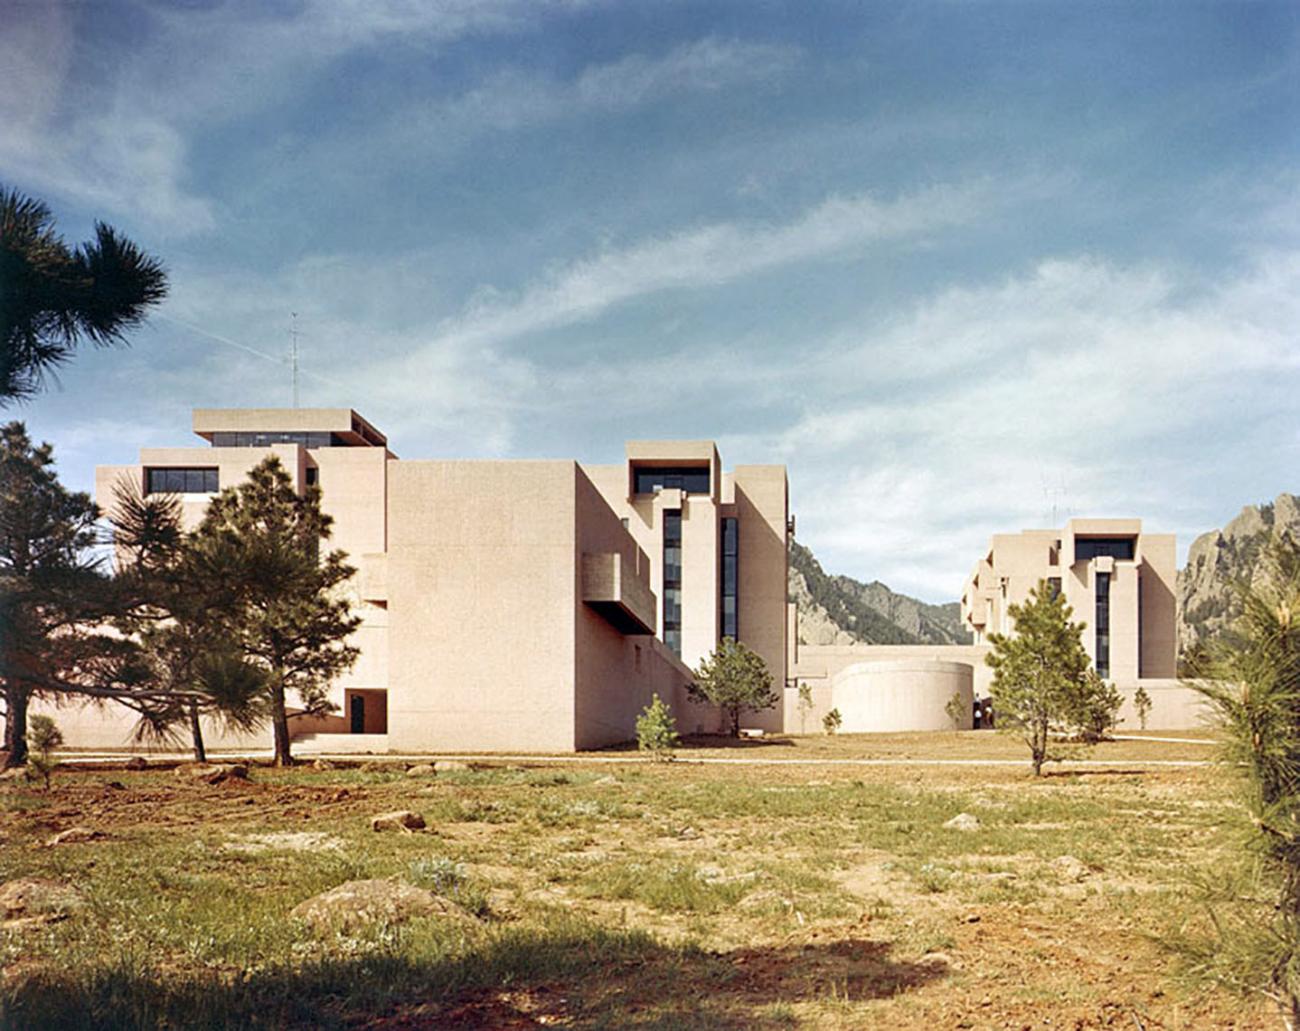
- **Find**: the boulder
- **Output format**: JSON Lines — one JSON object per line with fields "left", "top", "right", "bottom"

{"left": 434, "top": 760, "right": 470, "bottom": 773}
{"left": 124, "top": 757, "right": 148, "bottom": 771}
{"left": 290, "top": 878, "right": 467, "bottom": 936}
{"left": 312, "top": 759, "right": 335, "bottom": 771}
{"left": 358, "top": 761, "right": 391, "bottom": 773}
{"left": 1051, "top": 855, "right": 1090, "bottom": 882}
{"left": 371, "top": 810, "right": 426, "bottom": 832}
{"left": 0, "top": 878, "right": 85, "bottom": 927}
{"left": 943, "top": 813, "right": 981, "bottom": 832}
{"left": 46, "top": 827, "right": 104, "bottom": 847}
{"left": 177, "top": 763, "right": 247, "bottom": 785}
{"left": 406, "top": 764, "right": 437, "bottom": 778}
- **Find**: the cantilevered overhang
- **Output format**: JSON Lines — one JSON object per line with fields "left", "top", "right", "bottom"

{"left": 192, "top": 408, "right": 388, "bottom": 448}
{"left": 582, "top": 552, "right": 656, "bottom": 635}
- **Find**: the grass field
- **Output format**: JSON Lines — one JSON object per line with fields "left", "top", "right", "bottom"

{"left": 0, "top": 731, "right": 1269, "bottom": 1029}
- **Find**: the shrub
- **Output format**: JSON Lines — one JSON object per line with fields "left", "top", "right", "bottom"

{"left": 796, "top": 682, "right": 814, "bottom": 735}
{"left": 635, "top": 694, "right": 679, "bottom": 761}
{"left": 1133, "top": 685, "right": 1152, "bottom": 731}
{"left": 26, "top": 715, "right": 63, "bottom": 790}
{"left": 822, "top": 708, "right": 842, "bottom": 735}
{"left": 944, "top": 692, "right": 968, "bottom": 730}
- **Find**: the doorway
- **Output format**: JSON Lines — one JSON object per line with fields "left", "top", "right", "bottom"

{"left": 350, "top": 695, "right": 365, "bottom": 734}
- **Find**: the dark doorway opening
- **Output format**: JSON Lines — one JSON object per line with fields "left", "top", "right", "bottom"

{"left": 350, "top": 695, "right": 365, "bottom": 734}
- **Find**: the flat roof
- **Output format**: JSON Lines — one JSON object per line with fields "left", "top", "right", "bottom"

{"left": 191, "top": 408, "right": 387, "bottom": 447}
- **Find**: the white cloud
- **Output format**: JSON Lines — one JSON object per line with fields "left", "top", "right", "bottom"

{"left": 417, "top": 178, "right": 998, "bottom": 354}
{"left": 757, "top": 249, "right": 1300, "bottom": 599}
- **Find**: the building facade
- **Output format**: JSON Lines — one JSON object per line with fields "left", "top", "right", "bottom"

{"left": 960, "top": 518, "right": 1177, "bottom": 681}
{"left": 59, "top": 408, "right": 790, "bottom": 753}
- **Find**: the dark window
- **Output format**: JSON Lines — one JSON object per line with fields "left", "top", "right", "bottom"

{"left": 1075, "top": 537, "right": 1135, "bottom": 562}
{"left": 145, "top": 467, "right": 217, "bottom": 494}
{"left": 305, "top": 467, "right": 319, "bottom": 486}
{"left": 663, "top": 509, "right": 682, "bottom": 656}
{"left": 1095, "top": 572, "right": 1110, "bottom": 678}
{"left": 720, "top": 516, "right": 738, "bottom": 639}
{"left": 634, "top": 466, "right": 710, "bottom": 495}
{"left": 211, "top": 431, "right": 347, "bottom": 449}
{"left": 1047, "top": 577, "right": 1062, "bottom": 600}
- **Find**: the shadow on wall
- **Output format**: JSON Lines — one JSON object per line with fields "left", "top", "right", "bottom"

{"left": 4, "top": 924, "right": 945, "bottom": 1029}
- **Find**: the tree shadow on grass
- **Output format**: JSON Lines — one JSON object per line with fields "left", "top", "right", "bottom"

{"left": 2, "top": 924, "right": 944, "bottom": 1030}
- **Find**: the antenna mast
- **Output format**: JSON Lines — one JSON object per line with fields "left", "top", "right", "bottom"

{"left": 289, "top": 312, "right": 300, "bottom": 408}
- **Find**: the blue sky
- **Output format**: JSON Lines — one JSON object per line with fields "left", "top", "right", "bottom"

{"left": 3, "top": 0, "right": 1298, "bottom": 600}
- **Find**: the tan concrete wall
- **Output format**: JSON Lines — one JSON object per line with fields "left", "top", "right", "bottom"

{"left": 573, "top": 467, "right": 697, "bottom": 748}
{"left": 384, "top": 459, "right": 581, "bottom": 752}
{"left": 1115, "top": 680, "right": 1209, "bottom": 732}
{"left": 731, "top": 466, "right": 789, "bottom": 733}
{"left": 831, "top": 660, "right": 974, "bottom": 733}
{"left": 794, "top": 643, "right": 995, "bottom": 697}
{"left": 1138, "top": 535, "right": 1178, "bottom": 678}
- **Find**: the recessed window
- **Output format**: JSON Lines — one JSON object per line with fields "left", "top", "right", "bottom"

{"left": 145, "top": 467, "right": 218, "bottom": 494}
{"left": 305, "top": 467, "right": 319, "bottom": 486}
{"left": 211, "top": 431, "right": 347, "bottom": 449}
{"left": 721, "top": 516, "right": 738, "bottom": 639}
{"left": 1095, "top": 571, "right": 1111, "bottom": 678}
{"left": 634, "top": 467, "right": 710, "bottom": 495}
{"left": 663, "top": 509, "right": 682, "bottom": 656}
{"left": 1075, "top": 537, "right": 1135, "bottom": 562}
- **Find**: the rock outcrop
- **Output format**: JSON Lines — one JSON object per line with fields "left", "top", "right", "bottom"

{"left": 1178, "top": 493, "right": 1300, "bottom": 657}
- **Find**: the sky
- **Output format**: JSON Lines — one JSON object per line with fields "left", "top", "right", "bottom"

{"left": 2, "top": 0, "right": 1298, "bottom": 602}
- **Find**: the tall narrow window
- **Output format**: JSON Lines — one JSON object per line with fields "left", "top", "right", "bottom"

{"left": 663, "top": 510, "right": 682, "bottom": 656}
{"left": 1095, "top": 572, "right": 1110, "bottom": 678}
{"left": 1047, "top": 577, "right": 1062, "bottom": 601}
{"left": 721, "top": 517, "right": 738, "bottom": 640}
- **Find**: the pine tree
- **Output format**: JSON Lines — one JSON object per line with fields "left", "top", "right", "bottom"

{"left": 688, "top": 638, "right": 776, "bottom": 737}
{"left": 1, "top": 186, "right": 167, "bottom": 404}
{"left": 0, "top": 422, "right": 107, "bottom": 767}
{"left": 190, "top": 456, "right": 359, "bottom": 766}
{"left": 986, "top": 580, "right": 1093, "bottom": 776}
{"left": 108, "top": 481, "right": 266, "bottom": 762}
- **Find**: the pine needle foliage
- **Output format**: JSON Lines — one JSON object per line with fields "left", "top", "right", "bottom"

{"left": 985, "top": 580, "right": 1098, "bottom": 776}
{"left": 635, "top": 694, "right": 679, "bottom": 761}
{"left": 1189, "top": 535, "right": 1300, "bottom": 1027}
{"left": 189, "top": 456, "right": 359, "bottom": 765}
{"left": 1, "top": 186, "right": 167, "bottom": 404}
{"left": 688, "top": 639, "right": 776, "bottom": 737}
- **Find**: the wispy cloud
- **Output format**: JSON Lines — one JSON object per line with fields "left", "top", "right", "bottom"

{"left": 413, "top": 178, "right": 1000, "bottom": 354}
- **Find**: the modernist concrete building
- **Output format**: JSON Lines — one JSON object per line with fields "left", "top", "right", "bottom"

{"left": 51, "top": 408, "right": 789, "bottom": 753}
{"left": 786, "top": 518, "right": 1202, "bottom": 733}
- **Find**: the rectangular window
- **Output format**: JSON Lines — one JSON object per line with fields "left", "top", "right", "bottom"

{"left": 1075, "top": 537, "right": 1136, "bottom": 562}
{"left": 1095, "top": 571, "right": 1110, "bottom": 678}
{"left": 720, "top": 516, "right": 738, "bottom": 640}
{"left": 145, "top": 467, "right": 217, "bottom": 495}
{"left": 634, "top": 467, "right": 710, "bottom": 495}
{"left": 1047, "top": 577, "right": 1061, "bottom": 600}
{"left": 305, "top": 467, "right": 319, "bottom": 486}
{"left": 211, "top": 431, "right": 346, "bottom": 449}
{"left": 663, "top": 509, "right": 682, "bottom": 656}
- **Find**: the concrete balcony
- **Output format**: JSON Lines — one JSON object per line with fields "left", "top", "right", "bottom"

{"left": 582, "top": 552, "right": 656, "bottom": 635}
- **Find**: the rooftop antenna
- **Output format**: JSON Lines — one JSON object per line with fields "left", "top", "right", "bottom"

{"left": 289, "top": 312, "right": 300, "bottom": 408}
{"left": 1042, "top": 474, "right": 1067, "bottom": 527}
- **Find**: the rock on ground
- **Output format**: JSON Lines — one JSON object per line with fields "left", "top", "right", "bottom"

{"left": 312, "top": 759, "right": 335, "bottom": 771}
{"left": 46, "top": 827, "right": 105, "bottom": 847}
{"left": 1051, "top": 855, "right": 1090, "bottom": 882}
{"left": 944, "top": 812, "right": 981, "bottom": 831}
{"left": 434, "top": 760, "right": 470, "bottom": 772}
{"left": 290, "top": 878, "right": 469, "bottom": 935}
{"left": 0, "top": 878, "right": 85, "bottom": 927}
{"left": 371, "top": 810, "right": 426, "bottom": 832}
{"left": 124, "top": 757, "right": 148, "bottom": 771}
{"left": 406, "top": 763, "right": 436, "bottom": 778}
{"left": 175, "top": 763, "right": 249, "bottom": 785}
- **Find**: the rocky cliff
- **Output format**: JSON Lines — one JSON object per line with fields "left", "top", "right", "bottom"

{"left": 788, "top": 541, "right": 971, "bottom": 646}
{"left": 1178, "top": 492, "right": 1300, "bottom": 655}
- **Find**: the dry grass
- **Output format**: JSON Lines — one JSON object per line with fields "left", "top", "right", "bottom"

{"left": 0, "top": 731, "right": 1267, "bottom": 1029}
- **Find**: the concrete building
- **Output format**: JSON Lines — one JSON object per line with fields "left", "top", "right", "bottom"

{"left": 54, "top": 408, "right": 789, "bottom": 754}
{"left": 787, "top": 518, "right": 1201, "bottom": 733}
{"left": 960, "top": 518, "right": 1177, "bottom": 681}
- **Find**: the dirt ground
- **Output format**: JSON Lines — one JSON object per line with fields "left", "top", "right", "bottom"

{"left": 0, "top": 740, "right": 1274, "bottom": 1029}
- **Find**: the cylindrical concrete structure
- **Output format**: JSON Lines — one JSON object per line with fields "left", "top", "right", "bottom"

{"left": 830, "top": 659, "right": 974, "bottom": 732}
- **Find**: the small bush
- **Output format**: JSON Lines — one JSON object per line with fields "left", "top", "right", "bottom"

{"left": 944, "top": 692, "right": 968, "bottom": 730}
{"left": 1133, "top": 685, "right": 1152, "bottom": 731}
{"left": 822, "top": 708, "right": 842, "bottom": 736}
{"left": 635, "top": 694, "right": 679, "bottom": 761}
{"left": 26, "top": 715, "right": 63, "bottom": 790}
